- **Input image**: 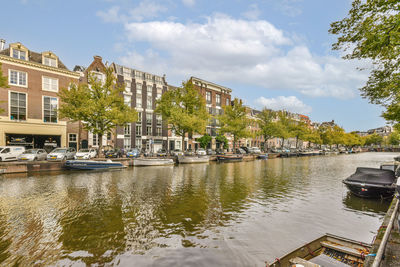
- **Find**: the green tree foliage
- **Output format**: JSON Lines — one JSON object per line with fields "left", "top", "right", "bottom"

{"left": 388, "top": 131, "right": 400, "bottom": 146}
{"left": 304, "top": 128, "right": 322, "bottom": 148}
{"left": 197, "top": 134, "right": 212, "bottom": 149}
{"left": 58, "top": 67, "right": 137, "bottom": 155}
{"left": 275, "top": 111, "right": 294, "bottom": 148}
{"left": 218, "top": 98, "right": 250, "bottom": 149}
{"left": 256, "top": 109, "right": 280, "bottom": 150}
{"left": 329, "top": 1, "right": 400, "bottom": 125}
{"left": 156, "top": 80, "right": 209, "bottom": 151}
{"left": 364, "top": 133, "right": 384, "bottom": 146}
{"left": 289, "top": 120, "right": 310, "bottom": 149}
{"left": 215, "top": 134, "right": 228, "bottom": 149}
{"left": 0, "top": 63, "right": 8, "bottom": 115}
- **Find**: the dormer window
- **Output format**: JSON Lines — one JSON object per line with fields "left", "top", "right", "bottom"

{"left": 44, "top": 56, "right": 57, "bottom": 67}
{"left": 12, "top": 49, "right": 26, "bottom": 60}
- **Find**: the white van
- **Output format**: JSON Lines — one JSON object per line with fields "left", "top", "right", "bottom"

{"left": 0, "top": 146, "right": 26, "bottom": 162}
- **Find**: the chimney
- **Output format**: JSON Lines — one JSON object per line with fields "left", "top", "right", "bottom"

{"left": 0, "top": 39, "right": 5, "bottom": 51}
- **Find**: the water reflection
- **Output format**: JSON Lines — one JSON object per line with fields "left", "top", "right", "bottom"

{"left": 0, "top": 153, "right": 396, "bottom": 266}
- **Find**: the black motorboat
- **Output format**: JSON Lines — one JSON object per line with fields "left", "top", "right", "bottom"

{"left": 216, "top": 154, "right": 243, "bottom": 162}
{"left": 343, "top": 167, "right": 397, "bottom": 198}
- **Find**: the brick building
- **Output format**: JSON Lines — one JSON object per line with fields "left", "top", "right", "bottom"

{"left": 0, "top": 41, "right": 80, "bottom": 150}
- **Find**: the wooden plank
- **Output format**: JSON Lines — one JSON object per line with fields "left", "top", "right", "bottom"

{"left": 321, "top": 241, "right": 364, "bottom": 257}
{"left": 289, "top": 257, "right": 321, "bottom": 267}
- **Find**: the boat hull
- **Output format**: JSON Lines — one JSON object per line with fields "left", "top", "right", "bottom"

{"left": 216, "top": 155, "right": 243, "bottom": 162}
{"left": 133, "top": 158, "right": 174, "bottom": 166}
{"left": 65, "top": 160, "right": 125, "bottom": 170}
{"left": 343, "top": 181, "right": 395, "bottom": 198}
{"left": 177, "top": 156, "right": 209, "bottom": 164}
{"left": 257, "top": 154, "right": 268, "bottom": 160}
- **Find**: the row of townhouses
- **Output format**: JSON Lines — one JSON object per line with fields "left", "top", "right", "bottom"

{"left": 0, "top": 40, "right": 320, "bottom": 152}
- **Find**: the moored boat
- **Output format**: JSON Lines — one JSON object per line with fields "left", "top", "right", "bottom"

{"left": 133, "top": 158, "right": 174, "bottom": 166}
{"left": 343, "top": 167, "right": 397, "bottom": 198}
{"left": 267, "top": 153, "right": 280, "bottom": 159}
{"left": 257, "top": 154, "right": 268, "bottom": 160}
{"left": 177, "top": 156, "right": 209, "bottom": 164}
{"left": 268, "top": 233, "right": 370, "bottom": 267}
{"left": 65, "top": 160, "right": 125, "bottom": 170}
{"left": 216, "top": 154, "right": 243, "bottom": 162}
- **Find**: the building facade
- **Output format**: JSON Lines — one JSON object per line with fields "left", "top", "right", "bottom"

{"left": 190, "top": 76, "right": 232, "bottom": 150}
{"left": 112, "top": 63, "right": 168, "bottom": 152}
{"left": 0, "top": 41, "right": 80, "bottom": 149}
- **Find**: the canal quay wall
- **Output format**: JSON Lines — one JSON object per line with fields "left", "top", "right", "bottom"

{"left": 365, "top": 197, "right": 400, "bottom": 267}
{"left": 0, "top": 155, "right": 259, "bottom": 174}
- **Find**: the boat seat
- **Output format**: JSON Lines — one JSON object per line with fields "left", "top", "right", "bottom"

{"left": 289, "top": 257, "right": 321, "bottom": 267}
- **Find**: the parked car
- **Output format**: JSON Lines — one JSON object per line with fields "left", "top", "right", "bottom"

{"left": 184, "top": 149, "right": 195, "bottom": 156}
{"left": 235, "top": 148, "right": 246, "bottom": 154}
{"left": 170, "top": 149, "right": 184, "bottom": 156}
{"left": 251, "top": 147, "right": 261, "bottom": 154}
{"left": 126, "top": 148, "right": 140, "bottom": 158}
{"left": 18, "top": 149, "right": 47, "bottom": 161}
{"left": 206, "top": 149, "right": 216, "bottom": 155}
{"left": 215, "top": 148, "right": 225, "bottom": 155}
{"left": 47, "top": 147, "right": 76, "bottom": 161}
{"left": 74, "top": 148, "right": 97, "bottom": 160}
{"left": 0, "top": 146, "right": 25, "bottom": 162}
{"left": 105, "top": 149, "right": 123, "bottom": 158}
{"left": 196, "top": 148, "right": 207, "bottom": 156}
{"left": 157, "top": 149, "right": 168, "bottom": 157}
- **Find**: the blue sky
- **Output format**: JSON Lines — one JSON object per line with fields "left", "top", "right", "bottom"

{"left": 1, "top": 0, "right": 386, "bottom": 131}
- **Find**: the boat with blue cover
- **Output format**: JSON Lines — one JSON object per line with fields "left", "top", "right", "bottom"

{"left": 65, "top": 160, "right": 126, "bottom": 170}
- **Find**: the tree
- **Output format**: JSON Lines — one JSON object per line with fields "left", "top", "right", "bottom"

{"left": 329, "top": 1, "right": 400, "bottom": 125}
{"left": 388, "top": 131, "right": 400, "bottom": 146}
{"left": 365, "top": 133, "right": 384, "bottom": 146}
{"left": 156, "top": 80, "right": 209, "bottom": 151}
{"left": 257, "top": 109, "right": 280, "bottom": 150}
{"left": 289, "top": 120, "right": 309, "bottom": 149}
{"left": 215, "top": 134, "right": 228, "bottom": 149}
{"left": 197, "top": 134, "right": 212, "bottom": 149}
{"left": 0, "top": 63, "right": 9, "bottom": 115}
{"left": 218, "top": 98, "right": 250, "bottom": 150}
{"left": 275, "top": 111, "right": 294, "bottom": 148}
{"left": 58, "top": 67, "right": 137, "bottom": 156}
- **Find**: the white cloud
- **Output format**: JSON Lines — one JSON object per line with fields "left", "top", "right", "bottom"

{"left": 242, "top": 4, "right": 260, "bottom": 20}
{"left": 118, "top": 14, "right": 368, "bottom": 99}
{"left": 182, "top": 0, "right": 195, "bottom": 7}
{"left": 255, "top": 96, "right": 312, "bottom": 114}
{"left": 97, "top": 1, "right": 167, "bottom": 23}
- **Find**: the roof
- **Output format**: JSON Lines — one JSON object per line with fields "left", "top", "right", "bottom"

{"left": 0, "top": 47, "right": 69, "bottom": 71}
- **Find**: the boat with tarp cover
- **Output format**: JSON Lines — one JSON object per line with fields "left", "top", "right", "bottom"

{"left": 343, "top": 167, "right": 397, "bottom": 198}
{"left": 65, "top": 160, "right": 125, "bottom": 170}
{"left": 216, "top": 154, "right": 243, "bottom": 163}
{"left": 268, "top": 233, "right": 370, "bottom": 267}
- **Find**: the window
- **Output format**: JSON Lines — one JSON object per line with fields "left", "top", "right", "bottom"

{"left": 136, "top": 125, "right": 142, "bottom": 136}
{"left": 137, "top": 112, "right": 142, "bottom": 123}
{"left": 12, "top": 49, "right": 26, "bottom": 60}
{"left": 124, "top": 95, "right": 131, "bottom": 107}
{"left": 107, "top": 132, "right": 112, "bottom": 141}
{"left": 43, "top": 96, "right": 58, "bottom": 123}
{"left": 135, "top": 71, "right": 142, "bottom": 79}
{"left": 124, "top": 137, "right": 131, "bottom": 150}
{"left": 92, "top": 133, "right": 98, "bottom": 146}
{"left": 124, "top": 123, "right": 131, "bottom": 136}
{"left": 136, "top": 83, "right": 142, "bottom": 94}
{"left": 42, "top": 77, "right": 58, "bottom": 92}
{"left": 123, "top": 68, "right": 131, "bottom": 77}
{"left": 69, "top": 134, "right": 77, "bottom": 142}
{"left": 206, "top": 91, "right": 211, "bottom": 103}
{"left": 156, "top": 92, "right": 162, "bottom": 100}
{"left": 43, "top": 57, "right": 57, "bottom": 67}
{"left": 156, "top": 114, "right": 162, "bottom": 126}
{"left": 146, "top": 113, "right": 152, "bottom": 125}
{"left": 147, "top": 95, "right": 152, "bottom": 108}
{"left": 226, "top": 98, "right": 230, "bottom": 106}
{"left": 147, "top": 85, "right": 153, "bottom": 95}
{"left": 145, "top": 74, "right": 152, "bottom": 81}
{"left": 156, "top": 127, "right": 162, "bottom": 136}
{"left": 216, "top": 94, "right": 221, "bottom": 106}
{"left": 146, "top": 126, "right": 152, "bottom": 136}
{"left": 10, "top": 92, "right": 26, "bottom": 120}
{"left": 136, "top": 96, "right": 142, "bottom": 108}
{"left": 135, "top": 138, "right": 142, "bottom": 149}
{"left": 125, "top": 81, "right": 131, "bottom": 94}
{"left": 9, "top": 70, "right": 27, "bottom": 86}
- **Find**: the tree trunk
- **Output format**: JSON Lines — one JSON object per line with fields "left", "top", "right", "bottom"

{"left": 282, "top": 138, "right": 285, "bottom": 148}
{"left": 295, "top": 136, "right": 299, "bottom": 149}
{"left": 98, "top": 133, "right": 103, "bottom": 158}
{"left": 181, "top": 132, "right": 185, "bottom": 152}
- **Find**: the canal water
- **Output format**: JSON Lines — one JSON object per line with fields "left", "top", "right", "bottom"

{"left": 0, "top": 152, "right": 395, "bottom": 266}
